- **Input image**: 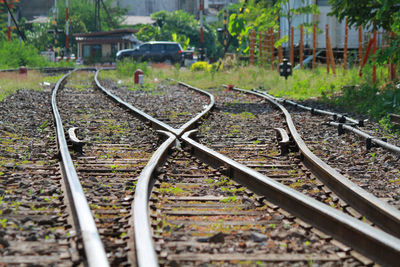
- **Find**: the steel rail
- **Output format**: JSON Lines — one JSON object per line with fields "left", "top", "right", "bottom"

{"left": 51, "top": 69, "right": 109, "bottom": 267}
{"left": 327, "top": 121, "right": 400, "bottom": 154}
{"left": 176, "top": 81, "right": 215, "bottom": 136}
{"left": 0, "top": 67, "right": 76, "bottom": 73}
{"left": 181, "top": 130, "right": 400, "bottom": 267}
{"left": 255, "top": 87, "right": 400, "bottom": 155}
{"left": 230, "top": 86, "right": 400, "bottom": 239}
{"left": 240, "top": 86, "right": 362, "bottom": 126}
{"left": 133, "top": 131, "right": 176, "bottom": 267}
{"left": 94, "top": 69, "right": 215, "bottom": 137}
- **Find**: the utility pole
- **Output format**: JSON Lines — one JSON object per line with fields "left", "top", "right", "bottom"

{"left": 66, "top": 0, "right": 69, "bottom": 56}
{"left": 95, "top": 0, "right": 101, "bottom": 31}
{"left": 2, "top": 0, "right": 25, "bottom": 42}
{"left": 7, "top": 3, "right": 11, "bottom": 41}
{"left": 53, "top": 0, "right": 58, "bottom": 47}
{"left": 199, "top": 0, "right": 205, "bottom": 60}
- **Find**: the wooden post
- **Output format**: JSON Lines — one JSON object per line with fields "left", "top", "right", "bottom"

{"left": 270, "top": 27, "right": 274, "bottom": 70}
{"left": 326, "top": 24, "right": 330, "bottom": 74}
{"left": 389, "top": 32, "right": 396, "bottom": 81}
{"left": 312, "top": 24, "right": 316, "bottom": 69}
{"left": 327, "top": 35, "right": 336, "bottom": 75}
{"left": 278, "top": 28, "right": 283, "bottom": 66}
{"left": 359, "top": 35, "right": 375, "bottom": 77}
{"left": 264, "top": 31, "right": 268, "bottom": 66}
{"left": 372, "top": 29, "right": 377, "bottom": 83}
{"left": 343, "top": 18, "right": 348, "bottom": 71}
{"left": 358, "top": 26, "right": 363, "bottom": 66}
{"left": 250, "top": 30, "right": 255, "bottom": 66}
{"left": 300, "top": 25, "right": 303, "bottom": 69}
{"left": 259, "top": 32, "right": 263, "bottom": 67}
{"left": 290, "top": 26, "right": 294, "bottom": 66}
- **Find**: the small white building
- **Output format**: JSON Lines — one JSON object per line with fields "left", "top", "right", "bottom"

{"left": 74, "top": 29, "right": 140, "bottom": 63}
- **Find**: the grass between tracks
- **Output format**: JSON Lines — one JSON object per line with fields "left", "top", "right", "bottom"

{"left": 98, "top": 60, "right": 400, "bottom": 131}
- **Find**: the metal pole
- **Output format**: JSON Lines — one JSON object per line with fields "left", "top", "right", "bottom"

{"left": 53, "top": 0, "right": 58, "bottom": 47}
{"left": 200, "top": 0, "right": 204, "bottom": 44}
{"left": 300, "top": 25, "right": 303, "bottom": 69}
{"left": 312, "top": 23, "right": 316, "bottom": 69}
{"left": 343, "top": 18, "right": 348, "bottom": 71}
{"left": 7, "top": 6, "right": 11, "bottom": 41}
{"left": 199, "top": 0, "right": 204, "bottom": 60}
{"left": 66, "top": 0, "right": 69, "bottom": 57}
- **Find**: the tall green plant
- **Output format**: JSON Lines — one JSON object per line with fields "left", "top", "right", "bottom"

{"left": 0, "top": 39, "right": 53, "bottom": 68}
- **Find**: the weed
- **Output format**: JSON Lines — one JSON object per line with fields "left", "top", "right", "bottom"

{"left": 0, "top": 219, "right": 7, "bottom": 228}
{"left": 369, "top": 152, "right": 376, "bottom": 162}
{"left": 120, "top": 232, "right": 127, "bottom": 238}
{"left": 220, "top": 196, "right": 238, "bottom": 203}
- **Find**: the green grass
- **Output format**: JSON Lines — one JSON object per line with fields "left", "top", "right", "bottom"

{"left": 98, "top": 60, "right": 399, "bottom": 125}
{"left": 0, "top": 71, "right": 63, "bottom": 101}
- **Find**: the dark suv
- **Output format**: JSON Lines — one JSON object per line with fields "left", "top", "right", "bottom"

{"left": 116, "top": 41, "right": 183, "bottom": 64}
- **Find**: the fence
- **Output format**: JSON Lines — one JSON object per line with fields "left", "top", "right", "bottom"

{"left": 245, "top": 22, "right": 397, "bottom": 82}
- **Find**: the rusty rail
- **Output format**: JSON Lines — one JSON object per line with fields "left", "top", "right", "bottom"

{"left": 52, "top": 69, "right": 109, "bottom": 267}
{"left": 250, "top": 88, "right": 363, "bottom": 126}
{"left": 181, "top": 130, "right": 400, "bottom": 267}
{"left": 326, "top": 121, "right": 400, "bottom": 154}
{"left": 229, "top": 86, "right": 400, "bottom": 239}
{"left": 94, "top": 70, "right": 215, "bottom": 137}
{"left": 133, "top": 131, "right": 176, "bottom": 267}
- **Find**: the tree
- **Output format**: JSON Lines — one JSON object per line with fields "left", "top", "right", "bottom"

{"left": 22, "top": 0, "right": 125, "bottom": 54}
{"left": 278, "top": 0, "right": 319, "bottom": 51}
{"left": 56, "top": 0, "right": 126, "bottom": 33}
{"left": 25, "top": 22, "right": 53, "bottom": 51}
{"left": 150, "top": 10, "right": 219, "bottom": 58}
{"left": 226, "top": 0, "right": 318, "bottom": 56}
{"left": 329, "top": 0, "right": 400, "bottom": 64}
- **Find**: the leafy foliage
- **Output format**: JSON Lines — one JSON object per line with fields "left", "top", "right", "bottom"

{"left": 334, "top": 82, "right": 400, "bottom": 120}
{"left": 329, "top": 0, "right": 400, "bottom": 64}
{"left": 0, "top": 39, "right": 54, "bottom": 68}
{"left": 116, "top": 58, "right": 149, "bottom": 77}
{"left": 25, "top": 22, "right": 53, "bottom": 52}
{"left": 227, "top": 0, "right": 318, "bottom": 55}
{"left": 151, "top": 10, "right": 219, "bottom": 58}
{"left": 22, "top": 0, "right": 125, "bottom": 53}
{"left": 329, "top": 0, "right": 398, "bottom": 30}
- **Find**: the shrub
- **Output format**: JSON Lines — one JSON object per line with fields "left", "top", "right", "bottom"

{"left": 190, "top": 61, "right": 210, "bottom": 72}
{"left": 190, "top": 61, "right": 221, "bottom": 72}
{"left": 116, "top": 59, "right": 149, "bottom": 77}
{"left": 0, "top": 40, "right": 51, "bottom": 68}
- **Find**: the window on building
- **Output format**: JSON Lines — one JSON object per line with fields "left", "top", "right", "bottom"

{"left": 111, "top": 44, "right": 118, "bottom": 58}
{"left": 83, "top": 44, "right": 101, "bottom": 59}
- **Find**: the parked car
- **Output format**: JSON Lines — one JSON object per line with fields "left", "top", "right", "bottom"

{"left": 116, "top": 41, "right": 184, "bottom": 64}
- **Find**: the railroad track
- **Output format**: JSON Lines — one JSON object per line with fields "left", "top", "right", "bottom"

{"left": 1, "top": 67, "right": 400, "bottom": 266}
{"left": 0, "top": 78, "right": 82, "bottom": 265}
{"left": 94, "top": 73, "right": 400, "bottom": 266}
